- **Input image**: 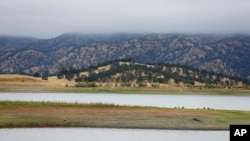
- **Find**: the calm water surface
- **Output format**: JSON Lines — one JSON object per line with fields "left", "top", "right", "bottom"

{"left": 0, "top": 93, "right": 250, "bottom": 110}
{"left": 0, "top": 128, "right": 228, "bottom": 141}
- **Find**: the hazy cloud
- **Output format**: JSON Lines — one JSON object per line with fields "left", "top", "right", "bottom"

{"left": 1, "top": 0, "right": 250, "bottom": 38}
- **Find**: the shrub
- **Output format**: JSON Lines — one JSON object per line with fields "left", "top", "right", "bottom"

{"left": 33, "top": 72, "right": 40, "bottom": 77}
{"left": 138, "top": 82, "right": 147, "bottom": 87}
{"left": 121, "top": 83, "right": 131, "bottom": 87}
{"left": 151, "top": 83, "right": 160, "bottom": 88}
{"left": 75, "top": 82, "right": 96, "bottom": 87}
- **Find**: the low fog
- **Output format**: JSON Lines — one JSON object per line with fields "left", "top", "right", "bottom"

{"left": 1, "top": 0, "right": 250, "bottom": 38}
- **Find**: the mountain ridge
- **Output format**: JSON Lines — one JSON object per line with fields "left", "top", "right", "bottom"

{"left": 0, "top": 33, "right": 249, "bottom": 80}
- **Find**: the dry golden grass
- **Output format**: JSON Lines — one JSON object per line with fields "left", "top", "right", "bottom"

{"left": 0, "top": 74, "right": 41, "bottom": 82}
{"left": 0, "top": 74, "right": 75, "bottom": 92}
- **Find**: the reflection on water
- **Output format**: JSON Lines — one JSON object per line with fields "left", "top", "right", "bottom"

{"left": 0, "top": 128, "right": 229, "bottom": 141}
{"left": 0, "top": 93, "right": 250, "bottom": 110}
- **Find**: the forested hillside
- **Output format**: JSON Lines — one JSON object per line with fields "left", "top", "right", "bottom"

{"left": 56, "top": 59, "right": 248, "bottom": 88}
{"left": 0, "top": 33, "right": 249, "bottom": 80}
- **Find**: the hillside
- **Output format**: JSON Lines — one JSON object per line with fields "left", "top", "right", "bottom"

{"left": 0, "top": 33, "right": 250, "bottom": 80}
{"left": 1, "top": 60, "right": 248, "bottom": 93}
{"left": 58, "top": 60, "right": 248, "bottom": 88}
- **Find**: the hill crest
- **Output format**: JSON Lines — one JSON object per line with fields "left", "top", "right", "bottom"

{"left": 56, "top": 59, "right": 248, "bottom": 88}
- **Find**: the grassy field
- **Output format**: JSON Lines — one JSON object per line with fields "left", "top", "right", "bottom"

{"left": 1, "top": 101, "right": 250, "bottom": 130}
{"left": 1, "top": 74, "right": 250, "bottom": 95}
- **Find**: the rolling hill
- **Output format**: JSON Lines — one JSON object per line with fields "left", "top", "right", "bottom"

{"left": 57, "top": 59, "right": 247, "bottom": 88}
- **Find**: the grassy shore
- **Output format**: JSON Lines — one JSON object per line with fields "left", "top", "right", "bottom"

{"left": 1, "top": 101, "right": 250, "bottom": 130}
{"left": 58, "top": 87, "right": 250, "bottom": 95}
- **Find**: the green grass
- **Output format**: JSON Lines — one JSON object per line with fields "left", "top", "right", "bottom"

{"left": 216, "top": 111, "right": 250, "bottom": 125}
{"left": 0, "top": 101, "right": 120, "bottom": 108}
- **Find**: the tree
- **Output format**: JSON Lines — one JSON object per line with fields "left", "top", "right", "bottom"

{"left": 65, "top": 67, "right": 76, "bottom": 81}
{"left": 42, "top": 70, "right": 49, "bottom": 80}
{"left": 57, "top": 63, "right": 67, "bottom": 79}
{"left": 33, "top": 72, "right": 40, "bottom": 77}
{"left": 20, "top": 71, "right": 26, "bottom": 75}
{"left": 225, "top": 80, "right": 230, "bottom": 86}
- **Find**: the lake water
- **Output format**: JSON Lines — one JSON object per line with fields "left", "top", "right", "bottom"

{"left": 0, "top": 93, "right": 250, "bottom": 110}
{"left": 0, "top": 128, "right": 228, "bottom": 141}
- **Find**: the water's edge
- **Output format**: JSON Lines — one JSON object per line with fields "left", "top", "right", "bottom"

{"left": 1, "top": 93, "right": 250, "bottom": 110}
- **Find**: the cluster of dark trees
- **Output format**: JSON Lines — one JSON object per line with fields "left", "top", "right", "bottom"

{"left": 57, "top": 59, "right": 134, "bottom": 81}
{"left": 20, "top": 70, "right": 49, "bottom": 80}
{"left": 56, "top": 64, "right": 80, "bottom": 81}
{"left": 55, "top": 59, "right": 247, "bottom": 86}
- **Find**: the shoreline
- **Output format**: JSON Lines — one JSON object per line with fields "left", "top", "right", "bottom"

{"left": 1, "top": 74, "right": 249, "bottom": 95}
{"left": 1, "top": 86, "right": 250, "bottom": 95}
{"left": 0, "top": 126, "right": 229, "bottom": 131}
{"left": 1, "top": 101, "right": 250, "bottom": 130}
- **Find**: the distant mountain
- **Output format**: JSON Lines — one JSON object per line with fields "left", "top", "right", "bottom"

{"left": 0, "top": 33, "right": 249, "bottom": 80}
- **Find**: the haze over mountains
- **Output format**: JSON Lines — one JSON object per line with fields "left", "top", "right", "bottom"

{"left": 0, "top": 33, "right": 249, "bottom": 80}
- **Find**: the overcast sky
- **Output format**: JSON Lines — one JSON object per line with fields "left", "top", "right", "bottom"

{"left": 0, "top": 0, "right": 250, "bottom": 38}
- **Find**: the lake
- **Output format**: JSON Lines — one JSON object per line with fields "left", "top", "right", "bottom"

{"left": 0, "top": 93, "right": 250, "bottom": 110}
{"left": 0, "top": 128, "right": 228, "bottom": 141}
{"left": 0, "top": 93, "right": 244, "bottom": 141}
